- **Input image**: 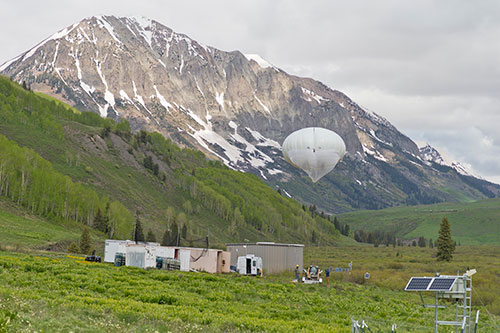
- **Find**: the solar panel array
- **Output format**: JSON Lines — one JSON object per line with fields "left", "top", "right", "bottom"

{"left": 429, "top": 278, "right": 456, "bottom": 291}
{"left": 405, "top": 277, "right": 433, "bottom": 291}
{"left": 405, "top": 277, "right": 457, "bottom": 291}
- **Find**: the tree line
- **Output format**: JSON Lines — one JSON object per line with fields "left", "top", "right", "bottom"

{"left": 0, "top": 134, "right": 134, "bottom": 239}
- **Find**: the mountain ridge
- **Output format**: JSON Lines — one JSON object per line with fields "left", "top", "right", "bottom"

{"left": 2, "top": 15, "right": 499, "bottom": 213}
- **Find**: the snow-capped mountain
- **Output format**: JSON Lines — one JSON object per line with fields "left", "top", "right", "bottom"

{"left": 420, "top": 144, "right": 476, "bottom": 178}
{"left": 2, "top": 15, "right": 499, "bottom": 212}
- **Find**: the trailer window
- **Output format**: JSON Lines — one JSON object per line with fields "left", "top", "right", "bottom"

{"left": 253, "top": 261, "right": 256, "bottom": 267}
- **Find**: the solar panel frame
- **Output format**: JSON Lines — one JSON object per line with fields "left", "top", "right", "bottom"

{"left": 405, "top": 277, "right": 433, "bottom": 291}
{"left": 428, "top": 278, "right": 456, "bottom": 291}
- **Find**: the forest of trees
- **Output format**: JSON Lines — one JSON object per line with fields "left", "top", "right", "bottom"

{"left": 0, "top": 134, "right": 133, "bottom": 238}
{"left": 0, "top": 75, "right": 343, "bottom": 244}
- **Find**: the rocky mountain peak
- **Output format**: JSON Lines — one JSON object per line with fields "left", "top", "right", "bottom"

{"left": 2, "top": 15, "right": 499, "bottom": 212}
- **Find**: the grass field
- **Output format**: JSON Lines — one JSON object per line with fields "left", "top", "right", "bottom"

{"left": 337, "top": 198, "right": 500, "bottom": 245}
{"left": 305, "top": 245, "right": 500, "bottom": 317}
{"left": 0, "top": 198, "right": 105, "bottom": 252}
{"left": 0, "top": 246, "right": 499, "bottom": 332}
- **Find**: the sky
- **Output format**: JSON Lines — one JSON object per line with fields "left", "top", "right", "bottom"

{"left": 1, "top": 0, "right": 500, "bottom": 183}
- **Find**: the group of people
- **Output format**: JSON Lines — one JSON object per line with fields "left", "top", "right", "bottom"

{"left": 294, "top": 264, "right": 331, "bottom": 284}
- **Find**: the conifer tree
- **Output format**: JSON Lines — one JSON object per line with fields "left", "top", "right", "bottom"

{"left": 181, "top": 223, "right": 188, "bottom": 240}
{"left": 311, "top": 230, "right": 317, "bottom": 244}
{"left": 68, "top": 242, "right": 80, "bottom": 254}
{"left": 146, "top": 229, "right": 156, "bottom": 242}
{"left": 333, "top": 216, "right": 341, "bottom": 231}
{"left": 417, "top": 236, "right": 426, "bottom": 247}
{"left": 93, "top": 207, "right": 107, "bottom": 233}
{"left": 80, "top": 227, "right": 91, "bottom": 254}
{"left": 429, "top": 238, "right": 434, "bottom": 248}
{"left": 134, "top": 213, "right": 145, "bottom": 242}
{"left": 436, "top": 217, "right": 455, "bottom": 261}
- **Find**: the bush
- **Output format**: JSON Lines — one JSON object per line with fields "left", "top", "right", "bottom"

{"left": 67, "top": 242, "right": 80, "bottom": 254}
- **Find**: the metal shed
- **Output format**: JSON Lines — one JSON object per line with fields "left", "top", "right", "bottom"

{"left": 226, "top": 242, "right": 304, "bottom": 275}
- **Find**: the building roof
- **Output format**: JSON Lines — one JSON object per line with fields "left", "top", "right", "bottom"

{"left": 226, "top": 242, "right": 304, "bottom": 247}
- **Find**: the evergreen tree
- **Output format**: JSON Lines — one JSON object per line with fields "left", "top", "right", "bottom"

{"left": 68, "top": 242, "right": 80, "bottom": 254}
{"left": 134, "top": 214, "right": 145, "bottom": 242}
{"left": 152, "top": 163, "right": 159, "bottom": 176}
{"left": 181, "top": 223, "right": 188, "bottom": 240}
{"left": 143, "top": 155, "right": 153, "bottom": 170}
{"left": 367, "top": 233, "right": 374, "bottom": 244}
{"left": 417, "top": 236, "right": 426, "bottom": 247}
{"left": 342, "top": 224, "right": 350, "bottom": 237}
{"left": 92, "top": 207, "right": 107, "bottom": 233}
{"left": 429, "top": 238, "right": 434, "bottom": 248}
{"left": 333, "top": 216, "right": 341, "bottom": 231}
{"left": 311, "top": 230, "right": 317, "bottom": 244}
{"left": 146, "top": 229, "right": 156, "bottom": 242}
{"left": 80, "top": 227, "right": 91, "bottom": 254}
{"left": 436, "top": 217, "right": 455, "bottom": 261}
{"left": 412, "top": 240, "right": 417, "bottom": 247}
{"left": 103, "top": 202, "right": 111, "bottom": 236}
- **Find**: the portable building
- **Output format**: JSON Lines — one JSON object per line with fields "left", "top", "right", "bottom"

{"left": 104, "top": 240, "right": 135, "bottom": 263}
{"left": 156, "top": 246, "right": 175, "bottom": 259}
{"left": 125, "top": 244, "right": 157, "bottom": 269}
{"left": 168, "top": 247, "right": 230, "bottom": 273}
{"left": 237, "top": 254, "right": 263, "bottom": 276}
{"left": 226, "top": 242, "right": 304, "bottom": 275}
{"left": 105, "top": 240, "right": 229, "bottom": 273}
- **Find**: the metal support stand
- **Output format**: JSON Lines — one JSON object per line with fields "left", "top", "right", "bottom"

{"left": 412, "top": 270, "right": 476, "bottom": 333}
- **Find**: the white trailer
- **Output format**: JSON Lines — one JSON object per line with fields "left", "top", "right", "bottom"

{"left": 125, "top": 244, "right": 157, "bottom": 269}
{"left": 104, "top": 240, "right": 135, "bottom": 263}
{"left": 237, "top": 254, "right": 263, "bottom": 276}
{"left": 156, "top": 246, "right": 175, "bottom": 259}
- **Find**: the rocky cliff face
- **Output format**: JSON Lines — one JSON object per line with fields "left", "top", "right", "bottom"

{"left": 2, "top": 15, "right": 499, "bottom": 212}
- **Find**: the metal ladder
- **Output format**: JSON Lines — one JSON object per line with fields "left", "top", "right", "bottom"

{"left": 456, "top": 275, "right": 472, "bottom": 333}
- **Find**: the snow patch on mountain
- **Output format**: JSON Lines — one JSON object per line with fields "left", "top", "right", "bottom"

{"left": 245, "top": 128, "right": 281, "bottom": 149}
{"left": 244, "top": 54, "right": 278, "bottom": 71}
{"left": 20, "top": 23, "right": 79, "bottom": 63}
{"left": 96, "top": 16, "right": 122, "bottom": 45}
{"left": 130, "top": 16, "right": 153, "bottom": 48}
{"left": 215, "top": 92, "right": 225, "bottom": 110}
{"left": 254, "top": 94, "right": 271, "bottom": 113}
{"left": 362, "top": 144, "right": 388, "bottom": 162}
{"left": 301, "top": 87, "right": 329, "bottom": 104}
{"left": 153, "top": 85, "right": 173, "bottom": 113}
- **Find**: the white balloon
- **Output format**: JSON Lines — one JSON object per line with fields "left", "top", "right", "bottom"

{"left": 282, "top": 127, "right": 346, "bottom": 183}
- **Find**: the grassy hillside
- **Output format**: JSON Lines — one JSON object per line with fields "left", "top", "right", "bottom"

{"left": 0, "top": 75, "right": 346, "bottom": 247}
{"left": 336, "top": 198, "right": 500, "bottom": 245}
{"left": 0, "top": 198, "right": 105, "bottom": 251}
{"left": 0, "top": 248, "right": 498, "bottom": 332}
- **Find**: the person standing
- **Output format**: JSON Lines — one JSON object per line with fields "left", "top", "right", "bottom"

{"left": 325, "top": 267, "right": 330, "bottom": 285}
{"left": 295, "top": 264, "right": 301, "bottom": 281}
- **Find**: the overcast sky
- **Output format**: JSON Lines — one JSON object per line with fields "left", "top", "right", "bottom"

{"left": 2, "top": 0, "right": 500, "bottom": 183}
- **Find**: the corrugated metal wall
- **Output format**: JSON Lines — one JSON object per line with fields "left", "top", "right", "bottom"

{"left": 226, "top": 243, "right": 303, "bottom": 275}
